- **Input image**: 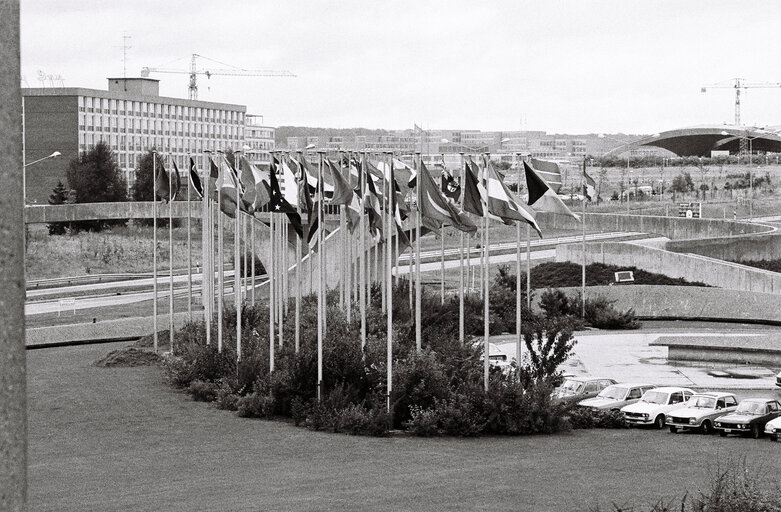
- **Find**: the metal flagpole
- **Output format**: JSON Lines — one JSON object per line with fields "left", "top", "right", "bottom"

{"left": 459, "top": 153, "right": 465, "bottom": 344}
{"left": 516, "top": 154, "right": 523, "bottom": 372}
{"left": 269, "top": 212, "right": 275, "bottom": 371}
{"left": 415, "top": 152, "right": 422, "bottom": 353}
{"left": 581, "top": 157, "right": 587, "bottom": 318}
{"left": 386, "top": 153, "right": 394, "bottom": 415}
{"left": 202, "top": 158, "right": 211, "bottom": 345}
{"left": 234, "top": 153, "right": 242, "bottom": 363}
{"left": 217, "top": 157, "right": 224, "bottom": 353}
{"left": 340, "top": 153, "right": 346, "bottom": 312}
{"left": 483, "top": 154, "right": 490, "bottom": 393}
{"left": 440, "top": 153, "right": 445, "bottom": 305}
{"left": 381, "top": 159, "right": 387, "bottom": 314}
{"left": 277, "top": 205, "right": 283, "bottom": 348}
{"left": 295, "top": 157, "right": 301, "bottom": 353}
{"left": 251, "top": 215, "right": 256, "bottom": 305}
{"left": 360, "top": 153, "right": 367, "bottom": 351}
{"left": 168, "top": 156, "right": 175, "bottom": 353}
{"left": 242, "top": 213, "right": 248, "bottom": 300}
{"left": 153, "top": 152, "right": 158, "bottom": 353}
{"left": 283, "top": 218, "right": 289, "bottom": 316}
{"left": 317, "top": 152, "right": 324, "bottom": 402}
{"left": 526, "top": 224, "right": 531, "bottom": 308}
{"left": 187, "top": 157, "right": 192, "bottom": 321}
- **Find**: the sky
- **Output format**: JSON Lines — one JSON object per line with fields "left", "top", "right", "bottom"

{"left": 19, "top": 0, "right": 781, "bottom": 134}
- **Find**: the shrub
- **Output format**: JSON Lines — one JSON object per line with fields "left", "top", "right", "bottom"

{"left": 405, "top": 405, "right": 440, "bottom": 436}
{"left": 585, "top": 296, "right": 641, "bottom": 330}
{"left": 188, "top": 380, "right": 218, "bottom": 402}
{"left": 567, "top": 407, "right": 627, "bottom": 429}
{"left": 236, "top": 392, "right": 276, "bottom": 418}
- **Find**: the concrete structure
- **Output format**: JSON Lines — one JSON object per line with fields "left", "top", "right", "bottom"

{"left": 651, "top": 335, "right": 781, "bottom": 366}
{"left": 606, "top": 125, "right": 781, "bottom": 157}
{"left": 1, "top": 2, "right": 27, "bottom": 508}
{"left": 22, "top": 77, "right": 247, "bottom": 203}
{"left": 244, "top": 115, "right": 274, "bottom": 169}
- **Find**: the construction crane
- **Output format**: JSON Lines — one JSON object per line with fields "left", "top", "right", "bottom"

{"left": 140, "top": 53, "right": 296, "bottom": 100}
{"left": 701, "top": 78, "right": 781, "bottom": 127}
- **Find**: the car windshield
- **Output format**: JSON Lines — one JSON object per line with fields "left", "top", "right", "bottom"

{"left": 735, "top": 402, "right": 766, "bottom": 415}
{"left": 560, "top": 380, "right": 585, "bottom": 394}
{"left": 687, "top": 396, "right": 716, "bottom": 409}
{"left": 640, "top": 391, "right": 668, "bottom": 405}
{"left": 597, "top": 386, "right": 626, "bottom": 400}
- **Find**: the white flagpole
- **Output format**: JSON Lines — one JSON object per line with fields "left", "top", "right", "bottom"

{"left": 526, "top": 223, "right": 531, "bottom": 309}
{"left": 582, "top": 157, "right": 587, "bottom": 319}
{"left": 483, "top": 155, "right": 490, "bottom": 393}
{"left": 217, "top": 158, "right": 224, "bottom": 353}
{"left": 269, "top": 211, "right": 275, "bottom": 372}
{"left": 459, "top": 153, "right": 465, "bottom": 344}
{"left": 202, "top": 157, "right": 211, "bottom": 346}
{"left": 187, "top": 157, "right": 192, "bottom": 322}
{"left": 516, "top": 154, "right": 523, "bottom": 371}
{"left": 381, "top": 159, "right": 387, "bottom": 314}
{"left": 234, "top": 154, "right": 242, "bottom": 363}
{"left": 153, "top": 152, "right": 158, "bottom": 353}
{"left": 415, "top": 152, "right": 422, "bottom": 353}
{"left": 386, "top": 153, "right": 394, "bottom": 415}
{"left": 283, "top": 218, "right": 289, "bottom": 316}
{"left": 360, "top": 153, "right": 367, "bottom": 351}
{"left": 251, "top": 214, "right": 256, "bottom": 305}
{"left": 317, "top": 152, "right": 324, "bottom": 402}
{"left": 277, "top": 204, "right": 283, "bottom": 348}
{"left": 168, "top": 156, "right": 175, "bottom": 353}
{"left": 295, "top": 156, "right": 301, "bottom": 353}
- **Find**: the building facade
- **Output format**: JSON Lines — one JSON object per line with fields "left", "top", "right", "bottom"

{"left": 244, "top": 115, "right": 275, "bottom": 168}
{"left": 23, "top": 77, "right": 247, "bottom": 203}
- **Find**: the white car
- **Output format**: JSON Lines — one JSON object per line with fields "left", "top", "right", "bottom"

{"left": 666, "top": 392, "right": 738, "bottom": 434}
{"left": 620, "top": 387, "right": 695, "bottom": 429}
{"left": 764, "top": 416, "right": 781, "bottom": 441}
{"left": 578, "top": 383, "right": 655, "bottom": 411}
{"left": 776, "top": 370, "right": 781, "bottom": 388}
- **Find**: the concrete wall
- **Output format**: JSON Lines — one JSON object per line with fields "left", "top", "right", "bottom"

{"left": 557, "top": 242, "right": 781, "bottom": 294}
{"left": 666, "top": 230, "right": 781, "bottom": 263}
{"left": 550, "top": 285, "right": 781, "bottom": 323}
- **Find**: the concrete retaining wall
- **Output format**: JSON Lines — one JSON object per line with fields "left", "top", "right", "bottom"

{"left": 551, "top": 285, "right": 781, "bottom": 323}
{"left": 557, "top": 242, "right": 781, "bottom": 294}
{"left": 666, "top": 230, "right": 781, "bottom": 262}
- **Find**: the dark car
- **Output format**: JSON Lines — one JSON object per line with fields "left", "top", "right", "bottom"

{"left": 552, "top": 377, "right": 616, "bottom": 406}
{"left": 714, "top": 398, "right": 781, "bottom": 439}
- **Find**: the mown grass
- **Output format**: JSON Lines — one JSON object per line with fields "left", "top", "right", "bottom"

{"left": 26, "top": 341, "right": 781, "bottom": 512}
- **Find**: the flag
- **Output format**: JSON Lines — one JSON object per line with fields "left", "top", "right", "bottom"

{"left": 169, "top": 159, "right": 182, "bottom": 201}
{"left": 154, "top": 155, "right": 173, "bottom": 203}
{"left": 363, "top": 160, "right": 384, "bottom": 240}
{"left": 238, "top": 156, "right": 257, "bottom": 213}
{"left": 441, "top": 169, "right": 461, "bottom": 203}
{"left": 394, "top": 158, "right": 417, "bottom": 189}
{"left": 269, "top": 157, "right": 303, "bottom": 238}
{"left": 462, "top": 158, "right": 483, "bottom": 217}
{"left": 216, "top": 156, "right": 239, "bottom": 218}
{"left": 345, "top": 189, "right": 362, "bottom": 232}
{"left": 485, "top": 161, "right": 542, "bottom": 235}
{"left": 583, "top": 161, "right": 597, "bottom": 202}
{"left": 243, "top": 158, "right": 271, "bottom": 211}
{"left": 418, "top": 161, "right": 477, "bottom": 233}
{"left": 188, "top": 157, "right": 203, "bottom": 200}
{"left": 524, "top": 161, "right": 580, "bottom": 222}
{"left": 388, "top": 160, "right": 410, "bottom": 247}
{"left": 281, "top": 159, "right": 299, "bottom": 208}
{"left": 328, "top": 159, "right": 353, "bottom": 205}
{"left": 530, "top": 157, "right": 563, "bottom": 193}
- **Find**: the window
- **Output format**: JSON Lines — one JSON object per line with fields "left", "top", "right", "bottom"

{"left": 627, "top": 388, "right": 641, "bottom": 400}
{"left": 669, "top": 392, "right": 683, "bottom": 404}
{"left": 725, "top": 396, "right": 737, "bottom": 407}
{"left": 716, "top": 399, "right": 725, "bottom": 410}
{"left": 584, "top": 382, "right": 599, "bottom": 394}
{"left": 769, "top": 401, "right": 779, "bottom": 412}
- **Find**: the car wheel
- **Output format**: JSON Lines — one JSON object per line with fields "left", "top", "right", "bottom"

{"left": 669, "top": 426, "right": 678, "bottom": 433}
{"left": 751, "top": 424, "right": 761, "bottom": 439}
{"left": 700, "top": 420, "right": 712, "bottom": 435}
{"left": 719, "top": 430, "right": 727, "bottom": 437}
{"left": 654, "top": 415, "right": 665, "bottom": 429}
{"left": 771, "top": 434, "right": 778, "bottom": 442}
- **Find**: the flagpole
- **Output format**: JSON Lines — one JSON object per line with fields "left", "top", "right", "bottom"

{"left": 483, "top": 154, "right": 490, "bottom": 393}
{"left": 516, "top": 154, "right": 523, "bottom": 371}
{"left": 168, "top": 155, "right": 175, "bottom": 353}
{"left": 187, "top": 157, "right": 192, "bottom": 322}
{"left": 459, "top": 152, "right": 465, "bottom": 344}
{"left": 295, "top": 155, "right": 301, "bottom": 353}
{"left": 234, "top": 152, "right": 242, "bottom": 363}
{"left": 415, "top": 152, "right": 422, "bottom": 353}
{"left": 386, "top": 152, "right": 394, "bottom": 416}
{"left": 277, "top": 202, "right": 283, "bottom": 348}
{"left": 269, "top": 211, "right": 275, "bottom": 371}
{"left": 360, "top": 153, "right": 367, "bottom": 352}
{"left": 217, "top": 157, "right": 224, "bottom": 354}
{"left": 317, "top": 151, "right": 324, "bottom": 402}
{"left": 381, "top": 156, "right": 387, "bottom": 314}
{"left": 440, "top": 153, "right": 445, "bottom": 305}
{"left": 526, "top": 223, "right": 531, "bottom": 309}
{"left": 251, "top": 214, "right": 256, "bottom": 305}
{"left": 152, "top": 152, "right": 158, "bottom": 353}
{"left": 201, "top": 157, "right": 211, "bottom": 346}
{"left": 581, "top": 156, "right": 587, "bottom": 319}
{"left": 339, "top": 153, "right": 346, "bottom": 312}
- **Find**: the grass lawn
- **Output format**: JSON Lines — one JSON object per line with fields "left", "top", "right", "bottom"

{"left": 27, "top": 342, "right": 781, "bottom": 512}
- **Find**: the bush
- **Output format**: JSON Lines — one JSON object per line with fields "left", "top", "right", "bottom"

{"left": 567, "top": 407, "right": 627, "bottom": 429}
{"left": 236, "top": 392, "right": 276, "bottom": 418}
{"left": 405, "top": 405, "right": 440, "bottom": 436}
{"left": 585, "top": 296, "right": 641, "bottom": 330}
{"left": 188, "top": 380, "right": 218, "bottom": 402}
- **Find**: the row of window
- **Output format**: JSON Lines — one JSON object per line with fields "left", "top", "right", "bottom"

{"left": 78, "top": 96, "right": 243, "bottom": 124}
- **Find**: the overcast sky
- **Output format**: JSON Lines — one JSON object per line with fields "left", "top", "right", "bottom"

{"left": 20, "top": 0, "right": 781, "bottom": 134}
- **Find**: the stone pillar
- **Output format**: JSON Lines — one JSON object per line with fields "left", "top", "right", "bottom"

{"left": 0, "top": 1, "right": 28, "bottom": 509}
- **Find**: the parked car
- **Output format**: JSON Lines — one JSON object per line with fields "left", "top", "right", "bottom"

{"left": 577, "top": 383, "right": 654, "bottom": 411}
{"left": 714, "top": 398, "right": 781, "bottom": 438}
{"left": 552, "top": 377, "right": 617, "bottom": 405}
{"left": 764, "top": 416, "right": 781, "bottom": 441}
{"left": 620, "top": 387, "right": 695, "bottom": 428}
{"left": 666, "top": 392, "right": 738, "bottom": 434}
{"left": 776, "top": 370, "right": 781, "bottom": 388}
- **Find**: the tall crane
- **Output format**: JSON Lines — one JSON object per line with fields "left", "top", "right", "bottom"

{"left": 140, "top": 53, "right": 296, "bottom": 100}
{"left": 701, "top": 78, "right": 781, "bottom": 155}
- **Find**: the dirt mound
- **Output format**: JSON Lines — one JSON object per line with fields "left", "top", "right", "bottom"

{"left": 134, "top": 331, "right": 170, "bottom": 348}
{"left": 94, "top": 347, "right": 163, "bottom": 367}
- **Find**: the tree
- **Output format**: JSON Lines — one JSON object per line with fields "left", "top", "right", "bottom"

{"left": 47, "top": 180, "right": 69, "bottom": 235}
{"left": 669, "top": 171, "right": 694, "bottom": 200}
{"left": 66, "top": 141, "right": 128, "bottom": 231}
{"left": 131, "top": 149, "right": 179, "bottom": 227}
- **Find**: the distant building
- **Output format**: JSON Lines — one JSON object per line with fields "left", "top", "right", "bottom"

{"left": 244, "top": 115, "right": 275, "bottom": 169}
{"left": 22, "top": 77, "right": 246, "bottom": 203}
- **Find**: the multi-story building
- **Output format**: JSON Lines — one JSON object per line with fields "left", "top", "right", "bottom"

{"left": 244, "top": 115, "right": 275, "bottom": 169}
{"left": 22, "top": 77, "right": 246, "bottom": 203}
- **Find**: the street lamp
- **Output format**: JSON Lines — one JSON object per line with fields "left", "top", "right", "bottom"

{"left": 23, "top": 150, "right": 61, "bottom": 204}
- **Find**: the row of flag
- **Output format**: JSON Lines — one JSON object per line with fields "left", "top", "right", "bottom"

{"left": 148, "top": 146, "right": 599, "bottom": 399}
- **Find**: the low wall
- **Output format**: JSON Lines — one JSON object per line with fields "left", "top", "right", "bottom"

{"left": 557, "top": 242, "right": 781, "bottom": 294}
{"left": 666, "top": 229, "right": 781, "bottom": 263}
{"left": 550, "top": 285, "right": 781, "bottom": 323}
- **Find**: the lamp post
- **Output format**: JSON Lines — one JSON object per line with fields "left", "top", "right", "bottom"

{"left": 23, "top": 150, "right": 60, "bottom": 204}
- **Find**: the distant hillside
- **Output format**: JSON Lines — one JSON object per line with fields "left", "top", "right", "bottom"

{"left": 275, "top": 126, "right": 393, "bottom": 147}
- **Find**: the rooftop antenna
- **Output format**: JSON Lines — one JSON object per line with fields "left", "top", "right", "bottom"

{"left": 114, "top": 33, "right": 132, "bottom": 89}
